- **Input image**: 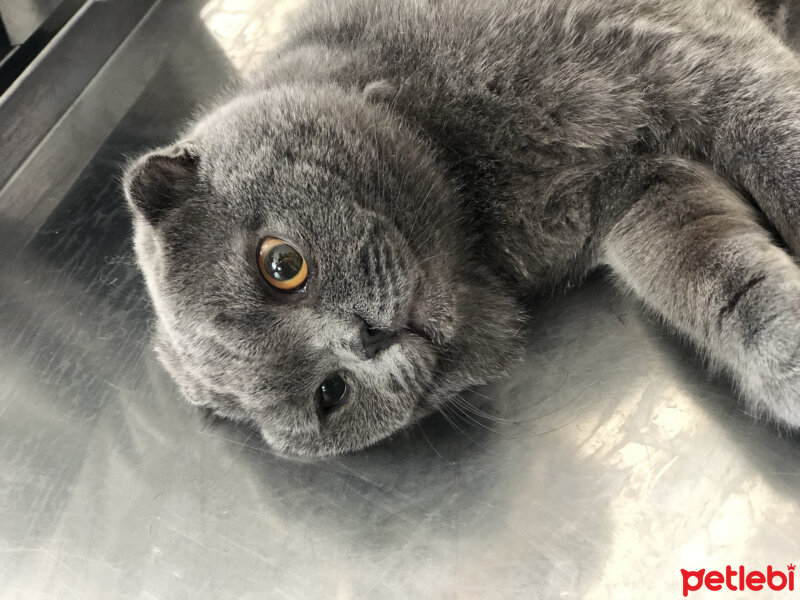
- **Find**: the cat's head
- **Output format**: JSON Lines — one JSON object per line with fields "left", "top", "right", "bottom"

{"left": 124, "top": 84, "right": 524, "bottom": 456}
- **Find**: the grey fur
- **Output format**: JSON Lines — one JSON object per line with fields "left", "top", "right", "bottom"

{"left": 125, "top": 0, "right": 800, "bottom": 456}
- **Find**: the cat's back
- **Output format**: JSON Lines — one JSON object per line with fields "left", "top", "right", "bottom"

{"left": 271, "top": 0, "right": 789, "bottom": 289}
{"left": 280, "top": 0, "right": 780, "bottom": 142}
{"left": 276, "top": 0, "right": 776, "bottom": 161}
{"left": 288, "top": 0, "right": 770, "bottom": 59}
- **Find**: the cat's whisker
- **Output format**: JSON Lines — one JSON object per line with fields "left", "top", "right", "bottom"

{"left": 451, "top": 395, "right": 515, "bottom": 424}
{"left": 425, "top": 374, "right": 508, "bottom": 430}
{"left": 414, "top": 423, "right": 449, "bottom": 461}
{"left": 438, "top": 403, "right": 482, "bottom": 446}
{"left": 446, "top": 399, "right": 506, "bottom": 434}
{"left": 426, "top": 370, "right": 517, "bottom": 428}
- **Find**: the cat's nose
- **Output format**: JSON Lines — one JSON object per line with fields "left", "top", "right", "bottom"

{"left": 359, "top": 321, "right": 397, "bottom": 359}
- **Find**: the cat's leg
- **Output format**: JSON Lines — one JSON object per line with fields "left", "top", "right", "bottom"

{"left": 706, "top": 43, "right": 800, "bottom": 253}
{"left": 601, "top": 156, "right": 800, "bottom": 427}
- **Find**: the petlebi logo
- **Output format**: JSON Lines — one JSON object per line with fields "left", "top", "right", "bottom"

{"left": 681, "top": 563, "right": 795, "bottom": 596}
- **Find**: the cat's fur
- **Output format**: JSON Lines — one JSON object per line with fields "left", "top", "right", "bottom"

{"left": 125, "top": 0, "right": 800, "bottom": 456}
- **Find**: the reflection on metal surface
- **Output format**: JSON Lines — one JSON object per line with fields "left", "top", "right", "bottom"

{"left": 0, "top": 0, "right": 201, "bottom": 242}
{"left": 200, "top": 0, "right": 306, "bottom": 76}
{"left": 0, "top": 0, "right": 799, "bottom": 598}
{"left": 0, "top": 0, "right": 67, "bottom": 45}
{"left": 0, "top": 0, "right": 157, "bottom": 191}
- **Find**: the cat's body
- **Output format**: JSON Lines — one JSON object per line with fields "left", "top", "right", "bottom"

{"left": 125, "top": 0, "right": 800, "bottom": 455}
{"left": 273, "top": 0, "right": 796, "bottom": 288}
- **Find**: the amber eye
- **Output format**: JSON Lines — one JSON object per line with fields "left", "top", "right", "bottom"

{"left": 257, "top": 237, "right": 308, "bottom": 291}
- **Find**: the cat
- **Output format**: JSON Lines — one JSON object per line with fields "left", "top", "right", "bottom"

{"left": 124, "top": 0, "right": 800, "bottom": 456}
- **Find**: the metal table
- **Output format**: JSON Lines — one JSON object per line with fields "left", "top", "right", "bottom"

{"left": 1, "top": 1, "right": 799, "bottom": 598}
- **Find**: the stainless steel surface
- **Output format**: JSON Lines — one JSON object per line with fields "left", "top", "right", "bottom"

{"left": 0, "top": 0, "right": 210, "bottom": 242}
{"left": 0, "top": 0, "right": 66, "bottom": 45}
{"left": 0, "top": 0, "right": 156, "bottom": 190}
{"left": 1, "top": 1, "right": 800, "bottom": 598}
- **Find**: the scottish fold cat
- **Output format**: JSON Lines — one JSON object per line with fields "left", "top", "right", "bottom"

{"left": 125, "top": 0, "right": 800, "bottom": 455}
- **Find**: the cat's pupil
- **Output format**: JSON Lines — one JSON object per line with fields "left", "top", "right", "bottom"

{"left": 318, "top": 374, "right": 349, "bottom": 410}
{"left": 267, "top": 244, "right": 303, "bottom": 281}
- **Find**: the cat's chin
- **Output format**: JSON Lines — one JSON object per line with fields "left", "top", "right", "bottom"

{"left": 259, "top": 409, "right": 420, "bottom": 457}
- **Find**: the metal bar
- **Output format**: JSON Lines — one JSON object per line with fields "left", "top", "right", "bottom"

{"left": 0, "top": 0, "right": 208, "bottom": 242}
{"left": 0, "top": 0, "right": 87, "bottom": 94}
{"left": 0, "top": 0, "right": 156, "bottom": 190}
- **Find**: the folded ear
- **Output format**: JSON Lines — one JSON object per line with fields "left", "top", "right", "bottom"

{"left": 123, "top": 143, "right": 200, "bottom": 224}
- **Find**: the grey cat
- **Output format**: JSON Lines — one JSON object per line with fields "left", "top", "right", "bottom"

{"left": 124, "top": 0, "right": 800, "bottom": 456}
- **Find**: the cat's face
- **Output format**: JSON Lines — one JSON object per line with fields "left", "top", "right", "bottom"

{"left": 125, "top": 86, "right": 523, "bottom": 456}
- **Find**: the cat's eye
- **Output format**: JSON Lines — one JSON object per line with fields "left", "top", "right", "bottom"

{"left": 316, "top": 373, "right": 350, "bottom": 413}
{"left": 257, "top": 237, "right": 308, "bottom": 291}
